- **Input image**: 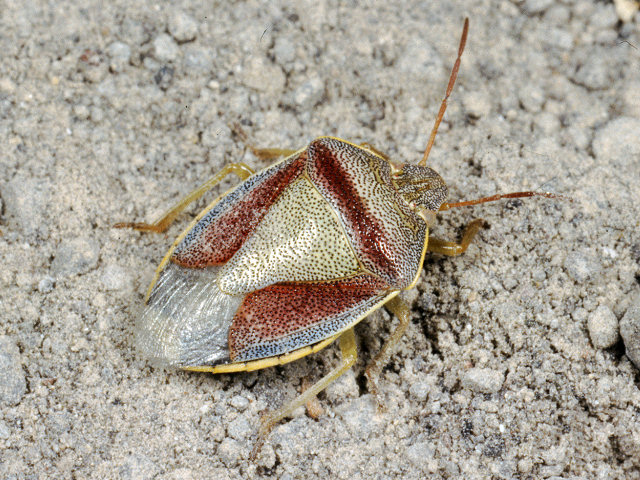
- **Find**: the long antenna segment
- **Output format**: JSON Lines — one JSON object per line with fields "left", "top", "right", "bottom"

{"left": 419, "top": 17, "right": 469, "bottom": 167}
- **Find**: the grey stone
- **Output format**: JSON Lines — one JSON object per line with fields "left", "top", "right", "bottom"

{"left": 463, "top": 90, "right": 491, "bottom": 118}
{"left": 51, "top": 237, "right": 100, "bottom": 277}
{"left": 106, "top": 41, "right": 131, "bottom": 72}
{"left": 461, "top": 368, "right": 504, "bottom": 394}
{"left": 524, "top": 0, "right": 554, "bottom": 14}
{"left": 620, "top": 300, "right": 640, "bottom": 369}
{"left": 153, "top": 34, "right": 180, "bottom": 63}
{"left": 588, "top": 306, "right": 619, "bottom": 349}
{"left": 100, "top": 264, "right": 132, "bottom": 291}
{"left": 564, "top": 252, "right": 599, "bottom": 283}
{"left": 241, "top": 56, "right": 285, "bottom": 95}
{"left": 405, "top": 441, "right": 435, "bottom": 467}
{"left": 77, "top": 49, "right": 108, "bottom": 83}
{"left": 409, "top": 381, "right": 431, "bottom": 401}
{"left": 396, "top": 38, "right": 443, "bottom": 78}
{"left": 217, "top": 437, "right": 241, "bottom": 467}
{"left": 37, "top": 276, "right": 55, "bottom": 293}
{"left": 168, "top": 11, "right": 198, "bottom": 43}
{"left": 592, "top": 117, "right": 640, "bottom": 169}
{"left": 589, "top": 4, "right": 618, "bottom": 29}
{"left": 229, "top": 395, "right": 249, "bottom": 411}
{"left": 337, "top": 395, "right": 382, "bottom": 439}
{"left": 118, "top": 454, "right": 159, "bottom": 480}
{"left": 183, "top": 46, "right": 213, "bottom": 73}
{"left": 518, "top": 84, "right": 545, "bottom": 113}
{"left": 3, "top": 176, "right": 51, "bottom": 238}
{"left": 273, "top": 36, "right": 296, "bottom": 65}
{"left": 289, "top": 76, "right": 325, "bottom": 110}
{"left": 621, "top": 80, "right": 640, "bottom": 117}
{"left": 0, "top": 420, "right": 10, "bottom": 439}
{"left": 154, "top": 66, "right": 174, "bottom": 90}
{"left": 226, "top": 415, "right": 252, "bottom": 441}
{"left": 572, "top": 56, "right": 612, "bottom": 90}
{"left": 0, "top": 336, "right": 26, "bottom": 406}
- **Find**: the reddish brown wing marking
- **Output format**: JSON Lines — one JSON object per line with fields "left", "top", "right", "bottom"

{"left": 172, "top": 152, "right": 307, "bottom": 268}
{"left": 228, "top": 275, "right": 391, "bottom": 361}
{"left": 307, "top": 138, "right": 427, "bottom": 289}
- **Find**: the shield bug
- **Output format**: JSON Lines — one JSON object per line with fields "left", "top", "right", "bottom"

{"left": 116, "top": 18, "right": 562, "bottom": 458}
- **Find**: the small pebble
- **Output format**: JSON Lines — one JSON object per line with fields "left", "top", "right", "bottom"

{"left": 121, "top": 18, "right": 148, "bottom": 47}
{"left": 154, "top": 66, "right": 174, "bottom": 90}
{"left": 106, "top": 41, "right": 131, "bottom": 72}
{"left": 405, "top": 441, "right": 435, "bottom": 467}
{"left": 90, "top": 106, "right": 104, "bottom": 123}
{"left": 621, "top": 80, "right": 640, "bottom": 117}
{"left": 543, "top": 28, "right": 573, "bottom": 50}
{"left": 461, "top": 368, "right": 504, "bottom": 394}
{"left": 620, "top": 300, "right": 640, "bottom": 369}
{"left": 118, "top": 454, "right": 159, "bottom": 480}
{"left": 226, "top": 415, "right": 252, "bottom": 441}
{"left": 463, "top": 90, "right": 491, "bottom": 119}
{"left": 229, "top": 395, "right": 249, "bottom": 411}
{"left": 273, "top": 36, "right": 296, "bottom": 65}
{"left": 589, "top": 3, "right": 618, "bottom": 29}
{"left": 396, "top": 38, "right": 443, "bottom": 78}
{"left": 592, "top": 117, "right": 640, "bottom": 169}
{"left": 217, "top": 437, "right": 241, "bottom": 467}
{"left": 183, "top": 46, "right": 213, "bottom": 73}
{"left": 241, "top": 56, "right": 285, "bottom": 95}
{"left": 0, "top": 420, "right": 10, "bottom": 439}
{"left": 288, "top": 76, "right": 324, "bottom": 110}
{"left": 337, "top": 396, "right": 381, "bottom": 439}
{"left": 572, "top": 55, "right": 612, "bottom": 90}
{"left": 168, "top": 10, "right": 198, "bottom": 43}
{"left": 0, "top": 336, "right": 26, "bottom": 406}
{"left": 518, "top": 84, "right": 545, "bottom": 113}
{"left": 3, "top": 176, "right": 50, "bottom": 238}
{"left": 0, "top": 77, "right": 17, "bottom": 93}
{"left": 78, "top": 49, "right": 108, "bottom": 83}
{"left": 73, "top": 104, "right": 90, "bottom": 120}
{"left": 614, "top": 0, "right": 640, "bottom": 22}
{"left": 409, "top": 381, "right": 431, "bottom": 401}
{"left": 533, "top": 111, "right": 561, "bottom": 135}
{"left": 51, "top": 237, "right": 100, "bottom": 277}
{"left": 524, "top": 0, "right": 554, "bottom": 14}
{"left": 153, "top": 34, "right": 180, "bottom": 63}
{"left": 564, "top": 251, "right": 599, "bottom": 283}
{"left": 37, "top": 276, "right": 55, "bottom": 293}
{"left": 588, "top": 306, "right": 619, "bottom": 349}
{"left": 101, "top": 264, "right": 132, "bottom": 291}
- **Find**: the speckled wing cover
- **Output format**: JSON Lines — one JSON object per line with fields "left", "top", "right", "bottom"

{"left": 136, "top": 138, "right": 428, "bottom": 368}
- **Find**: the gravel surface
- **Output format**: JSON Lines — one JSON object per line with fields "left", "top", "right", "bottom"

{"left": 1, "top": 1, "right": 639, "bottom": 479}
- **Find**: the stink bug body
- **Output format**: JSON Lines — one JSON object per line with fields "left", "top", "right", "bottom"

{"left": 116, "top": 18, "right": 561, "bottom": 458}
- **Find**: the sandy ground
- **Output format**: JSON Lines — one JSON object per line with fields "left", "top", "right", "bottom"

{"left": 1, "top": 0, "right": 640, "bottom": 478}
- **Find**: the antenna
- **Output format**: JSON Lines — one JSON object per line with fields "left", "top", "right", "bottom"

{"left": 419, "top": 17, "right": 469, "bottom": 167}
{"left": 439, "top": 191, "right": 570, "bottom": 211}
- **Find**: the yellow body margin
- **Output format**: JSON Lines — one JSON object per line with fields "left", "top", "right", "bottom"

{"left": 185, "top": 289, "right": 402, "bottom": 374}
{"left": 184, "top": 334, "right": 340, "bottom": 373}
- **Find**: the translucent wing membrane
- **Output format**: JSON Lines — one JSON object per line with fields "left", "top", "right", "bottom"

{"left": 136, "top": 263, "right": 243, "bottom": 367}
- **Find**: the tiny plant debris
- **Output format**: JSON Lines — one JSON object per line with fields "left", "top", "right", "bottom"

{"left": 115, "top": 18, "right": 563, "bottom": 459}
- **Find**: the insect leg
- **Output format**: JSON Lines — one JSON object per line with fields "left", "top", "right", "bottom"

{"left": 250, "top": 328, "right": 358, "bottom": 460}
{"left": 359, "top": 142, "right": 390, "bottom": 161}
{"left": 230, "top": 122, "right": 297, "bottom": 161}
{"left": 114, "top": 163, "right": 255, "bottom": 232}
{"left": 250, "top": 147, "right": 299, "bottom": 161}
{"left": 426, "top": 218, "right": 485, "bottom": 256}
{"left": 365, "top": 296, "right": 411, "bottom": 411}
